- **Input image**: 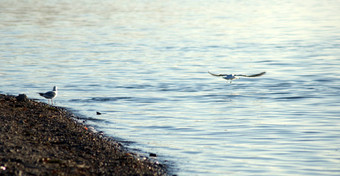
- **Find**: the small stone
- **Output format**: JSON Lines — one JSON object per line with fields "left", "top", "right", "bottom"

{"left": 16, "top": 94, "right": 28, "bottom": 102}
{"left": 149, "top": 153, "right": 157, "bottom": 157}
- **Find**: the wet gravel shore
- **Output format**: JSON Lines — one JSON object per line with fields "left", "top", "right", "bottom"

{"left": 0, "top": 94, "right": 169, "bottom": 176}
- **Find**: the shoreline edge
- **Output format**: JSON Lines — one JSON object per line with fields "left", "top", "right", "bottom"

{"left": 0, "top": 93, "right": 169, "bottom": 176}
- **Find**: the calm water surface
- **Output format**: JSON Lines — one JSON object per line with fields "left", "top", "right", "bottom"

{"left": 1, "top": 0, "right": 340, "bottom": 175}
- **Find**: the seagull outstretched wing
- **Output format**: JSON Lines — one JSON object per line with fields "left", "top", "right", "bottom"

{"left": 235, "top": 72, "right": 266, "bottom": 77}
{"left": 208, "top": 71, "right": 266, "bottom": 77}
{"left": 208, "top": 71, "right": 229, "bottom": 77}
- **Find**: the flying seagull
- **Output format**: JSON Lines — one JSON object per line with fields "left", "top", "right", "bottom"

{"left": 38, "top": 86, "right": 58, "bottom": 105}
{"left": 208, "top": 71, "right": 266, "bottom": 83}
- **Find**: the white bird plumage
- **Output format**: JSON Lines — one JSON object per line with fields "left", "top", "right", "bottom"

{"left": 38, "top": 86, "right": 58, "bottom": 105}
{"left": 208, "top": 71, "right": 266, "bottom": 83}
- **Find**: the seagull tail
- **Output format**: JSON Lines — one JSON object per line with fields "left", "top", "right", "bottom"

{"left": 38, "top": 93, "right": 44, "bottom": 96}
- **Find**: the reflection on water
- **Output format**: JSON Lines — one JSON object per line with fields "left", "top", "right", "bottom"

{"left": 1, "top": 0, "right": 340, "bottom": 175}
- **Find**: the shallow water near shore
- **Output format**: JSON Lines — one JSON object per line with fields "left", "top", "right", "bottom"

{"left": 1, "top": 0, "right": 340, "bottom": 175}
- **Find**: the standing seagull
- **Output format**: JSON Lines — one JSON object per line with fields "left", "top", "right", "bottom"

{"left": 208, "top": 71, "right": 266, "bottom": 83}
{"left": 38, "top": 86, "right": 58, "bottom": 105}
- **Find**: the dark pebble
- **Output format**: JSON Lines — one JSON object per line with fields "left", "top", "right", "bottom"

{"left": 16, "top": 94, "right": 28, "bottom": 102}
{"left": 150, "top": 153, "right": 157, "bottom": 157}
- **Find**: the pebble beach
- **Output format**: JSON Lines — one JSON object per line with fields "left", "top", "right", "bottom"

{"left": 0, "top": 93, "right": 168, "bottom": 176}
